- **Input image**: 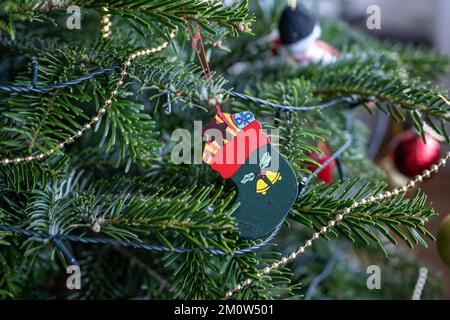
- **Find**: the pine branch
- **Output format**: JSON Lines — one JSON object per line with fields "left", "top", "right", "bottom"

{"left": 24, "top": 0, "right": 253, "bottom": 40}
{"left": 231, "top": 79, "right": 384, "bottom": 181}
{"left": 130, "top": 55, "right": 225, "bottom": 112}
{"left": 321, "top": 19, "right": 450, "bottom": 79}
{"left": 8, "top": 173, "right": 240, "bottom": 251}
{"left": 290, "top": 53, "right": 450, "bottom": 141}
{"left": 292, "top": 179, "right": 438, "bottom": 256}
{"left": 0, "top": 0, "right": 41, "bottom": 40}
{"left": 0, "top": 156, "right": 68, "bottom": 192}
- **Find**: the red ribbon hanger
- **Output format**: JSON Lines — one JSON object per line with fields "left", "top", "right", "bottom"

{"left": 185, "top": 18, "right": 222, "bottom": 115}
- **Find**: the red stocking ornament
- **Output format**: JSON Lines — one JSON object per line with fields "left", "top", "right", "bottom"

{"left": 203, "top": 111, "right": 298, "bottom": 239}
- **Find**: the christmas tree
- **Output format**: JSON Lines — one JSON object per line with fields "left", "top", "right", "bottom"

{"left": 0, "top": 0, "right": 449, "bottom": 300}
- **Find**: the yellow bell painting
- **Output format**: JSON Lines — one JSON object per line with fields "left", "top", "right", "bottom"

{"left": 256, "top": 170, "right": 283, "bottom": 196}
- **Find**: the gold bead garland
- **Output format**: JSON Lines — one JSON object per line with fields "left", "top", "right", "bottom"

{"left": 0, "top": 29, "right": 177, "bottom": 167}
{"left": 101, "top": 7, "right": 112, "bottom": 40}
{"left": 224, "top": 151, "right": 450, "bottom": 299}
{"left": 412, "top": 267, "right": 428, "bottom": 300}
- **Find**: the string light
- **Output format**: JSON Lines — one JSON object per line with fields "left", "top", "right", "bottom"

{"left": 224, "top": 151, "right": 450, "bottom": 299}
{"left": 0, "top": 28, "right": 177, "bottom": 167}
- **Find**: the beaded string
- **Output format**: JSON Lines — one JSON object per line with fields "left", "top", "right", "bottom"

{"left": 0, "top": 29, "right": 177, "bottom": 166}
{"left": 100, "top": 7, "right": 112, "bottom": 40}
{"left": 412, "top": 267, "right": 428, "bottom": 300}
{"left": 224, "top": 151, "right": 450, "bottom": 299}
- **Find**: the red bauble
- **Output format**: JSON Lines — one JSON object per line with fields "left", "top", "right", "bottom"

{"left": 307, "top": 143, "right": 336, "bottom": 184}
{"left": 390, "top": 130, "right": 441, "bottom": 177}
{"left": 270, "top": 36, "right": 282, "bottom": 55}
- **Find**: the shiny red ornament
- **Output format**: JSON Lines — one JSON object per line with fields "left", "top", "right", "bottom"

{"left": 270, "top": 36, "right": 282, "bottom": 55}
{"left": 307, "top": 142, "right": 336, "bottom": 184}
{"left": 390, "top": 130, "right": 441, "bottom": 177}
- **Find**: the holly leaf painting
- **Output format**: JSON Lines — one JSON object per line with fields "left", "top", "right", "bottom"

{"left": 241, "top": 173, "right": 256, "bottom": 184}
{"left": 259, "top": 152, "right": 271, "bottom": 169}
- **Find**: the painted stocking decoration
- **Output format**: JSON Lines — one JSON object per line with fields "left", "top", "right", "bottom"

{"left": 203, "top": 111, "right": 298, "bottom": 239}
{"left": 186, "top": 19, "right": 298, "bottom": 239}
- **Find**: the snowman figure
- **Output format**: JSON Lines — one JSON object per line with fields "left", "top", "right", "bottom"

{"left": 277, "top": 3, "right": 339, "bottom": 65}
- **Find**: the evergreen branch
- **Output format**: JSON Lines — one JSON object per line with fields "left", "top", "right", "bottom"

{"left": 0, "top": 156, "right": 68, "bottom": 192}
{"left": 292, "top": 179, "right": 437, "bottom": 255}
{"left": 321, "top": 19, "right": 450, "bottom": 79}
{"left": 94, "top": 96, "right": 160, "bottom": 167}
{"left": 23, "top": 0, "right": 253, "bottom": 40}
{"left": 294, "top": 53, "right": 450, "bottom": 141}
{"left": 1, "top": 173, "right": 242, "bottom": 254}
{"left": 0, "top": 0, "right": 41, "bottom": 40}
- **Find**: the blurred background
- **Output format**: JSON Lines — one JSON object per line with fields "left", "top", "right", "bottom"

{"left": 302, "top": 0, "right": 450, "bottom": 298}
